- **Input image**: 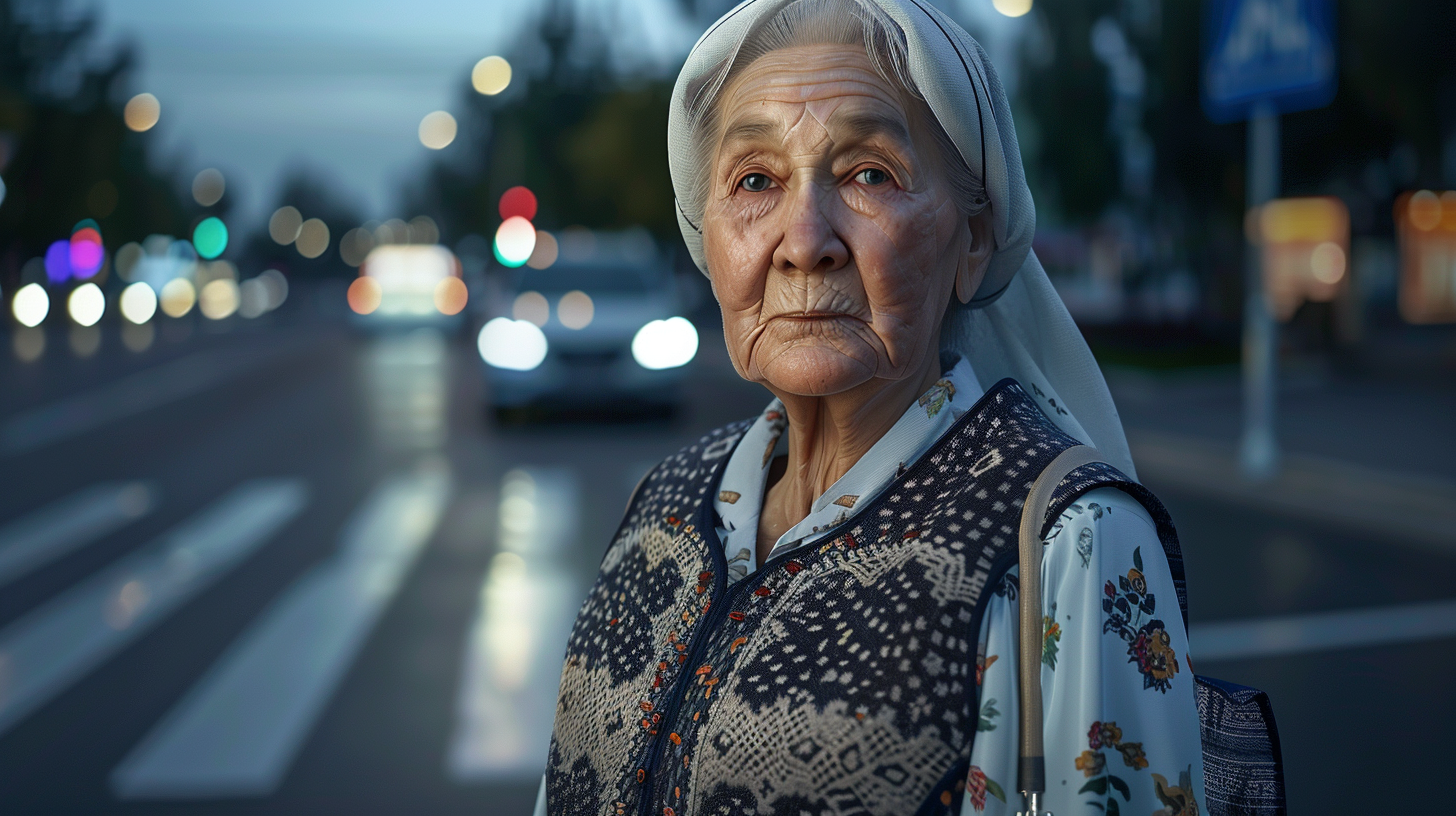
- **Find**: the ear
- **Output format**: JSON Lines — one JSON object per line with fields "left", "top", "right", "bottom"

{"left": 954, "top": 211, "right": 996, "bottom": 304}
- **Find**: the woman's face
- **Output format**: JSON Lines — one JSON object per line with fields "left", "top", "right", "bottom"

{"left": 702, "top": 43, "right": 991, "bottom": 398}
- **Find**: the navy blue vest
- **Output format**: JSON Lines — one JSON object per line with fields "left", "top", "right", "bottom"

{"left": 547, "top": 380, "right": 1185, "bottom": 816}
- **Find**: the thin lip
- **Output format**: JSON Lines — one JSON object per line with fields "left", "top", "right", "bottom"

{"left": 772, "top": 311, "right": 855, "bottom": 321}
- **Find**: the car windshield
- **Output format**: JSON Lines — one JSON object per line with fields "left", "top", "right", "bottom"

{"left": 514, "top": 263, "right": 653, "bottom": 295}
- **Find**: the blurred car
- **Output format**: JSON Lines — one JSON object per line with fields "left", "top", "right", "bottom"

{"left": 477, "top": 258, "right": 699, "bottom": 416}
{"left": 348, "top": 244, "right": 468, "bottom": 330}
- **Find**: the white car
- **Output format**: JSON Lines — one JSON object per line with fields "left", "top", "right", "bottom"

{"left": 478, "top": 260, "right": 699, "bottom": 417}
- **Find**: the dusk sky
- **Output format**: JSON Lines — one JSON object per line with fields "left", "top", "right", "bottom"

{"left": 90, "top": 0, "right": 1022, "bottom": 232}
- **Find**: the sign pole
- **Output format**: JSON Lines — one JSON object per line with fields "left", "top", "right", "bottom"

{"left": 1240, "top": 101, "right": 1280, "bottom": 479}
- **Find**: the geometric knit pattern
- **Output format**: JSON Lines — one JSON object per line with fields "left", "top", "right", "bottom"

{"left": 546, "top": 379, "right": 1186, "bottom": 816}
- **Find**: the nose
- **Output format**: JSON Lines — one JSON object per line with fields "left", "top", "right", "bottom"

{"left": 772, "top": 180, "right": 848, "bottom": 275}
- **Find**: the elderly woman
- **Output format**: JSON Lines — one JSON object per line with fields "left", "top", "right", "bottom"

{"left": 539, "top": 0, "right": 1204, "bottom": 814}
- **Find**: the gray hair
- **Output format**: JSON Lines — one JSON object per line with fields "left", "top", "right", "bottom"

{"left": 682, "top": 0, "right": 988, "bottom": 229}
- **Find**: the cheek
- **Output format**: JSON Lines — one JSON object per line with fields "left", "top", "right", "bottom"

{"left": 837, "top": 187, "right": 955, "bottom": 308}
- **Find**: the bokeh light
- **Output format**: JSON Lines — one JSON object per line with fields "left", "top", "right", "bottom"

{"left": 1408, "top": 190, "right": 1441, "bottom": 231}
{"left": 259, "top": 269, "right": 289, "bottom": 311}
{"left": 296, "top": 218, "right": 330, "bottom": 259}
{"left": 512, "top": 291, "right": 549, "bottom": 327}
{"left": 992, "top": 0, "right": 1033, "bottom": 17}
{"left": 199, "top": 279, "right": 240, "bottom": 319}
{"left": 434, "top": 277, "right": 468, "bottom": 316}
{"left": 69, "top": 227, "right": 105, "bottom": 278}
{"left": 67, "top": 282, "right": 106, "bottom": 327}
{"left": 557, "top": 290, "right": 594, "bottom": 329}
{"left": 494, "top": 216, "right": 536, "bottom": 267}
{"left": 471, "top": 56, "right": 512, "bottom": 95}
{"left": 45, "top": 240, "right": 72, "bottom": 283}
{"left": 409, "top": 215, "right": 440, "bottom": 245}
{"left": 419, "top": 111, "right": 457, "bottom": 150}
{"left": 269, "top": 206, "right": 303, "bottom": 244}
{"left": 239, "top": 278, "right": 268, "bottom": 318}
{"left": 115, "top": 242, "right": 144, "bottom": 280}
{"left": 12, "top": 283, "right": 49, "bottom": 327}
{"left": 160, "top": 278, "right": 196, "bottom": 317}
{"left": 192, "top": 168, "right": 226, "bottom": 207}
{"left": 631, "top": 317, "right": 699, "bottom": 370}
{"left": 526, "top": 230, "right": 559, "bottom": 269}
{"left": 119, "top": 282, "right": 158, "bottom": 324}
{"left": 1310, "top": 242, "right": 1346, "bottom": 285}
{"left": 124, "top": 93, "right": 160, "bottom": 132}
{"left": 477, "top": 317, "right": 547, "bottom": 371}
{"left": 347, "top": 277, "right": 382, "bottom": 314}
{"left": 193, "top": 217, "right": 228, "bottom": 259}
{"left": 499, "top": 186, "right": 537, "bottom": 221}
{"left": 340, "top": 227, "right": 375, "bottom": 267}
{"left": 376, "top": 218, "right": 409, "bottom": 245}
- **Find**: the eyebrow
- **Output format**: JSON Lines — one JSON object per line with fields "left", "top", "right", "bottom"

{"left": 719, "top": 117, "right": 780, "bottom": 148}
{"left": 831, "top": 110, "right": 912, "bottom": 146}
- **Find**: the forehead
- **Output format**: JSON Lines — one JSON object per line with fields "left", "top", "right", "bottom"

{"left": 715, "top": 44, "right": 914, "bottom": 141}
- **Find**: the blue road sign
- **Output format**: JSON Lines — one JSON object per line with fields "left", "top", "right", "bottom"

{"left": 1202, "top": 0, "right": 1336, "bottom": 123}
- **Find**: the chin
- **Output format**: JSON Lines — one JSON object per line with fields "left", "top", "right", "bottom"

{"left": 756, "top": 346, "right": 875, "bottom": 397}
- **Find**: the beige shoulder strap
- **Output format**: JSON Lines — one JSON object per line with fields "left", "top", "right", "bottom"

{"left": 1016, "top": 444, "right": 1102, "bottom": 816}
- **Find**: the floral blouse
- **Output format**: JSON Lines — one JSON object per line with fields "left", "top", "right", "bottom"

{"left": 535, "top": 361, "right": 1205, "bottom": 816}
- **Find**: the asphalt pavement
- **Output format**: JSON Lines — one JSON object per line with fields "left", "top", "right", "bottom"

{"left": 0, "top": 305, "right": 1451, "bottom": 815}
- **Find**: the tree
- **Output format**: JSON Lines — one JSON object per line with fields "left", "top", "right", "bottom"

{"left": 0, "top": 0, "right": 191, "bottom": 289}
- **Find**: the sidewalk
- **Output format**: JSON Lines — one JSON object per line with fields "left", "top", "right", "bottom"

{"left": 1108, "top": 363, "right": 1456, "bottom": 552}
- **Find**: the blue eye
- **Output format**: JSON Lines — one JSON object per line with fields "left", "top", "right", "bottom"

{"left": 740, "top": 173, "right": 772, "bottom": 192}
{"left": 856, "top": 168, "right": 889, "bottom": 186}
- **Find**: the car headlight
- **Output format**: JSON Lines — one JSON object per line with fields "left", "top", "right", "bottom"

{"left": 478, "top": 317, "right": 548, "bottom": 370}
{"left": 631, "top": 316, "right": 698, "bottom": 370}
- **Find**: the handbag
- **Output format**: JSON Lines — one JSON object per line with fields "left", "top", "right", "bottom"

{"left": 1014, "top": 446, "right": 1286, "bottom": 816}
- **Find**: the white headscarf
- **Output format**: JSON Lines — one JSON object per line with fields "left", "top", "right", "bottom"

{"left": 667, "top": 0, "right": 1137, "bottom": 479}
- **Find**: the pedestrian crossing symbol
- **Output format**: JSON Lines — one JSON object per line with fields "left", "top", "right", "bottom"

{"left": 1202, "top": 0, "right": 1336, "bottom": 122}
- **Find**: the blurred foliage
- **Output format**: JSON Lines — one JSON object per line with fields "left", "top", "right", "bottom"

{"left": 1016, "top": 0, "right": 1456, "bottom": 323}
{"left": 406, "top": 2, "right": 678, "bottom": 245}
{"left": 0, "top": 0, "right": 192, "bottom": 290}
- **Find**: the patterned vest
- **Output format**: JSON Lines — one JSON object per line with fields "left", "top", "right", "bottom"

{"left": 547, "top": 380, "right": 1185, "bottom": 816}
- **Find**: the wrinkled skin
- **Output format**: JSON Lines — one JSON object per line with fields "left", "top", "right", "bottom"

{"left": 701, "top": 44, "right": 995, "bottom": 558}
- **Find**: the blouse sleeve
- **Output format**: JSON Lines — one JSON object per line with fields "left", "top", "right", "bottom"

{"left": 963, "top": 488, "right": 1205, "bottom": 816}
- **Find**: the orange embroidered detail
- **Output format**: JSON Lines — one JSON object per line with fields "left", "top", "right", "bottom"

{"left": 785, "top": 560, "right": 802, "bottom": 575}
{"left": 669, "top": 733, "right": 681, "bottom": 745}
{"left": 636, "top": 769, "right": 646, "bottom": 783}
{"left": 729, "top": 636, "right": 747, "bottom": 653}
{"left": 695, "top": 665, "right": 712, "bottom": 676}
{"left": 728, "top": 611, "right": 745, "bottom": 622}
{"left": 753, "top": 586, "right": 770, "bottom": 597}
{"left": 639, "top": 701, "right": 653, "bottom": 712}
{"left": 608, "top": 617, "right": 619, "bottom": 626}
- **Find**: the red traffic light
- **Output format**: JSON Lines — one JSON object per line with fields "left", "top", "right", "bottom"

{"left": 499, "top": 186, "right": 537, "bottom": 222}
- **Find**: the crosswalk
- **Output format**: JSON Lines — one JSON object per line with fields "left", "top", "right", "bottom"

{"left": 8, "top": 454, "right": 1450, "bottom": 805}
{"left": 113, "top": 464, "right": 452, "bottom": 798}
{"left": 0, "top": 461, "right": 585, "bottom": 803}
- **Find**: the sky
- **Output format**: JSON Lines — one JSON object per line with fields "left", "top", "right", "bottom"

{"left": 90, "top": 0, "right": 1026, "bottom": 233}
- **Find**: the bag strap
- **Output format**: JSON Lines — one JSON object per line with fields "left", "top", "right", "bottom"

{"left": 1017, "top": 444, "right": 1102, "bottom": 816}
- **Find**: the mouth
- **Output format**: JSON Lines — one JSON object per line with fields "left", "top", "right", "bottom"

{"left": 773, "top": 311, "right": 854, "bottom": 322}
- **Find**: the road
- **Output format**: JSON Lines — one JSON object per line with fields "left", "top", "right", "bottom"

{"left": 0, "top": 304, "right": 1451, "bottom": 814}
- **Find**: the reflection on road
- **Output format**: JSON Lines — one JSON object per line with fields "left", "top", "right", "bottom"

{"left": 363, "top": 329, "right": 447, "bottom": 454}
{"left": 449, "top": 467, "right": 580, "bottom": 780}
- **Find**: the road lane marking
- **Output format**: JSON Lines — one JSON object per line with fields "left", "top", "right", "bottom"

{"left": 1, "top": 346, "right": 286, "bottom": 455}
{"left": 448, "top": 467, "right": 579, "bottom": 782}
{"left": 0, "top": 480, "right": 307, "bottom": 737}
{"left": 1191, "top": 598, "right": 1456, "bottom": 661}
{"left": 111, "top": 463, "right": 451, "bottom": 799}
{"left": 0, "top": 482, "right": 156, "bottom": 587}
